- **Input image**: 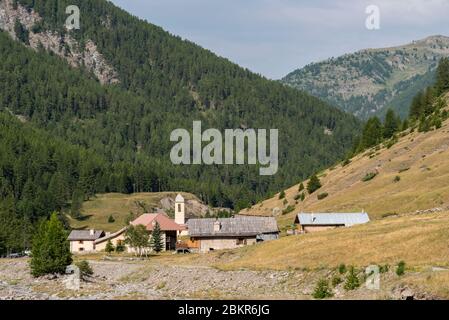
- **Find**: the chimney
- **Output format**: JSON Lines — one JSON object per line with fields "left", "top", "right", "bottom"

{"left": 90, "top": 229, "right": 95, "bottom": 236}
{"left": 213, "top": 220, "right": 221, "bottom": 232}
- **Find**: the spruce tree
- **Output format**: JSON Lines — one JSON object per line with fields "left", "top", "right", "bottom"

{"left": 358, "top": 117, "right": 383, "bottom": 150}
{"left": 30, "top": 212, "right": 72, "bottom": 277}
{"left": 307, "top": 174, "right": 322, "bottom": 194}
{"left": 383, "top": 109, "right": 399, "bottom": 139}
{"left": 436, "top": 57, "right": 449, "bottom": 95}
{"left": 70, "top": 189, "right": 84, "bottom": 219}
{"left": 150, "top": 221, "right": 163, "bottom": 253}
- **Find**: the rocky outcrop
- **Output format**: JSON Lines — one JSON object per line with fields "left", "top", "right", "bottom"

{"left": 159, "top": 196, "right": 232, "bottom": 218}
{"left": 0, "top": 0, "right": 119, "bottom": 85}
{"left": 391, "top": 284, "right": 439, "bottom": 300}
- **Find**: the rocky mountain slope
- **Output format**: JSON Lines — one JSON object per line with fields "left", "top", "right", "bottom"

{"left": 283, "top": 36, "right": 449, "bottom": 119}
{"left": 0, "top": 0, "right": 119, "bottom": 84}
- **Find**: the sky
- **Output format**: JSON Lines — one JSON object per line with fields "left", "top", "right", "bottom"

{"left": 110, "top": 0, "right": 449, "bottom": 79}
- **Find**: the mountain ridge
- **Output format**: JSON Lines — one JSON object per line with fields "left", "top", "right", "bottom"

{"left": 283, "top": 35, "right": 449, "bottom": 119}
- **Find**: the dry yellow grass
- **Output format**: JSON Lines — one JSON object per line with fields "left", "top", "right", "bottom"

{"left": 217, "top": 212, "right": 449, "bottom": 271}
{"left": 241, "top": 116, "right": 449, "bottom": 230}
{"left": 68, "top": 192, "right": 196, "bottom": 232}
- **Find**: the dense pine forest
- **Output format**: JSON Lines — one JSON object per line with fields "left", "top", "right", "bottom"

{"left": 0, "top": 0, "right": 361, "bottom": 253}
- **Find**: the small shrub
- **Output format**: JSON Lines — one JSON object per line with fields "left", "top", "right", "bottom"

{"left": 298, "top": 183, "right": 304, "bottom": 192}
{"left": 282, "top": 199, "right": 288, "bottom": 205}
{"left": 344, "top": 267, "right": 360, "bottom": 291}
{"left": 362, "top": 172, "right": 377, "bottom": 182}
{"left": 379, "top": 264, "right": 390, "bottom": 273}
{"left": 381, "top": 212, "right": 398, "bottom": 218}
{"left": 282, "top": 205, "right": 295, "bottom": 215}
{"left": 398, "top": 167, "right": 410, "bottom": 173}
{"left": 75, "top": 260, "right": 93, "bottom": 280}
{"left": 393, "top": 176, "right": 401, "bottom": 183}
{"left": 156, "top": 281, "right": 166, "bottom": 290}
{"left": 396, "top": 261, "right": 406, "bottom": 276}
{"left": 279, "top": 190, "right": 286, "bottom": 199}
{"left": 313, "top": 278, "right": 333, "bottom": 299}
{"left": 342, "top": 158, "right": 351, "bottom": 167}
{"left": 300, "top": 193, "right": 305, "bottom": 201}
{"left": 338, "top": 263, "right": 347, "bottom": 274}
{"left": 317, "top": 192, "right": 329, "bottom": 200}
{"left": 108, "top": 215, "right": 115, "bottom": 223}
{"left": 331, "top": 275, "right": 342, "bottom": 287}
{"left": 115, "top": 243, "right": 125, "bottom": 252}
{"left": 294, "top": 194, "right": 301, "bottom": 200}
{"left": 105, "top": 240, "right": 115, "bottom": 253}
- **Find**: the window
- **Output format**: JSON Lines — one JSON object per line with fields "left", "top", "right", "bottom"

{"left": 236, "top": 238, "right": 246, "bottom": 245}
{"left": 178, "top": 204, "right": 181, "bottom": 212}
{"left": 79, "top": 248, "right": 84, "bottom": 251}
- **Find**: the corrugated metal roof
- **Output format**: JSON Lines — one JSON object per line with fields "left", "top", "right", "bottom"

{"left": 295, "top": 212, "right": 370, "bottom": 226}
{"left": 187, "top": 216, "right": 279, "bottom": 237}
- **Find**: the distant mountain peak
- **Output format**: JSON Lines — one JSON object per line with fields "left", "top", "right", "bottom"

{"left": 283, "top": 35, "right": 449, "bottom": 119}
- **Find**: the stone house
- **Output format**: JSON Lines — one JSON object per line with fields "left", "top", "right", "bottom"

{"left": 186, "top": 216, "right": 279, "bottom": 253}
{"left": 294, "top": 212, "right": 370, "bottom": 233}
{"left": 68, "top": 229, "right": 105, "bottom": 253}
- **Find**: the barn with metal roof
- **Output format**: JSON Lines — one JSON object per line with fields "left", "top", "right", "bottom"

{"left": 294, "top": 212, "right": 370, "bottom": 233}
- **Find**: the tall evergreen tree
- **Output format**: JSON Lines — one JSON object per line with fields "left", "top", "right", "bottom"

{"left": 358, "top": 117, "right": 383, "bottom": 150}
{"left": 150, "top": 221, "right": 163, "bottom": 253}
{"left": 409, "top": 91, "right": 424, "bottom": 119}
{"left": 30, "top": 212, "right": 72, "bottom": 277}
{"left": 70, "top": 189, "right": 84, "bottom": 219}
{"left": 436, "top": 57, "right": 449, "bottom": 95}
{"left": 383, "top": 109, "right": 400, "bottom": 139}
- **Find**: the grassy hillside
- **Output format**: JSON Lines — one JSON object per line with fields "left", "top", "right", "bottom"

{"left": 67, "top": 192, "right": 197, "bottom": 232}
{"left": 283, "top": 35, "right": 449, "bottom": 119}
{"left": 241, "top": 95, "right": 449, "bottom": 230}
{"left": 218, "top": 212, "right": 449, "bottom": 270}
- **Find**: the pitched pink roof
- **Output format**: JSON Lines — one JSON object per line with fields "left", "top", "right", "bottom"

{"left": 130, "top": 213, "right": 185, "bottom": 231}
